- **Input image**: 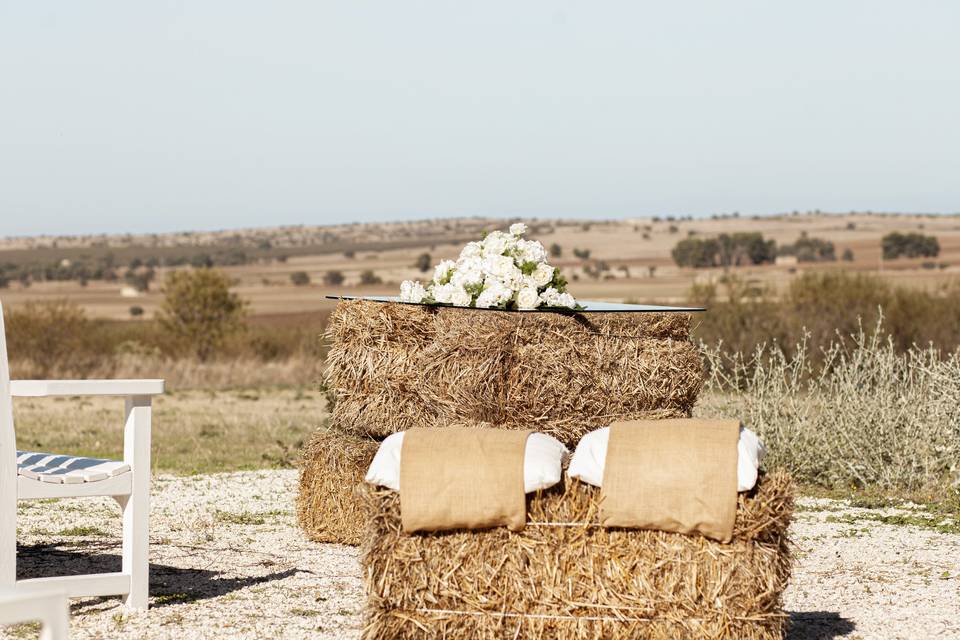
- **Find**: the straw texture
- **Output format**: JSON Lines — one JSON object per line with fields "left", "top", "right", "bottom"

{"left": 324, "top": 299, "right": 702, "bottom": 446}
{"left": 296, "top": 425, "right": 380, "bottom": 545}
{"left": 361, "top": 471, "right": 794, "bottom": 640}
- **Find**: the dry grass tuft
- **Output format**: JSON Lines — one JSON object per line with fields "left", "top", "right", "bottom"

{"left": 325, "top": 300, "right": 702, "bottom": 447}
{"left": 297, "top": 425, "right": 381, "bottom": 545}
{"left": 361, "top": 471, "right": 794, "bottom": 640}
{"left": 699, "top": 322, "right": 960, "bottom": 493}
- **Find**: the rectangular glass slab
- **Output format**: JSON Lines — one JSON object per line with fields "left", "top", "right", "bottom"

{"left": 325, "top": 295, "right": 705, "bottom": 313}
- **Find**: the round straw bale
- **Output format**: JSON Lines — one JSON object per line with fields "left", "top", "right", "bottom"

{"left": 361, "top": 471, "right": 794, "bottom": 640}
{"left": 296, "top": 425, "right": 380, "bottom": 546}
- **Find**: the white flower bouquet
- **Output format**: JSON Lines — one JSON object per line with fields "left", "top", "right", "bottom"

{"left": 399, "top": 223, "right": 580, "bottom": 310}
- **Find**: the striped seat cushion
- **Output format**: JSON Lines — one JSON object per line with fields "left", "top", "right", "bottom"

{"left": 16, "top": 451, "right": 130, "bottom": 484}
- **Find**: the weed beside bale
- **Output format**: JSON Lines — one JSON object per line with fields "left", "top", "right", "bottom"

{"left": 296, "top": 425, "right": 380, "bottom": 545}
{"left": 699, "top": 325, "right": 960, "bottom": 494}
{"left": 361, "top": 471, "right": 794, "bottom": 640}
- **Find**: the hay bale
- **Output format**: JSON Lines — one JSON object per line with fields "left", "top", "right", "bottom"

{"left": 498, "top": 316, "right": 704, "bottom": 442}
{"left": 296, "top": 425, "right": 380, "bottom": 546}
{"left": 326, "top": 300, "right": 703, "bottom": 446}
{"left": 361, "top": 471, "right": 794, "bottom": 640}
{"left": 324, "top": 301, "right": 444, "bottom": 433}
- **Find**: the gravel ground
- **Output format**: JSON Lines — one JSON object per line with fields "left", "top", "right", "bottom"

{"left": 4, "top": 470, "right": 959, "bottom": 640}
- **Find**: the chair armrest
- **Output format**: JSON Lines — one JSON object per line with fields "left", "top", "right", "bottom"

{"left": 10, "top": 379, "right": 165, "bottom": 397}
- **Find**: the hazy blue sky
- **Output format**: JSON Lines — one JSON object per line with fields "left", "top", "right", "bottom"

{"left": 1, "top": 1, "right": 958, "bottom": 237}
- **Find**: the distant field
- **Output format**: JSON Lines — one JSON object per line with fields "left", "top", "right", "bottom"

{"left": 2, "top": 212, "right": 960, "bottom": 321}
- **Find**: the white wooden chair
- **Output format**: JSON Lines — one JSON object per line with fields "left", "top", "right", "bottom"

{"left": 0, "top": 299, "right": 163, "bottom": 609}
{"left": 0, "top": 588, "right": 69, "bottom": 640}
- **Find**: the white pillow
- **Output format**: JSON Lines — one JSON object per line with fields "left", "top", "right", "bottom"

{"left": 365, "top": 431, "right": 569, "bottom": 494}
{"left": 568, "top": 425, "right": 767, "bottom": 492}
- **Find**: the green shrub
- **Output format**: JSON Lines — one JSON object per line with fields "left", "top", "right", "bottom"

{"left": 690, "top": 272, "right": 960, "bottom": 362}
{"left": 778, "top": 232, "right": 836, "bottom": 262}
{"left": 157, "top": 269, "right": 247, "bottom": 361}
{"left": 359, "top": 270, "right": 382, "bottom": 285}
{"left": 3, "top": 301, "right": 110, "bottom": 377}
{"left": 322, "top": 270, "right": 345, "bottom": 286}
{"left": 672, "top": 233, "right": 776, "bottom": 268}
{"left": 414, "top": 253, "right": 432, "bottom": 272}
{"left": 882, "top": 232, "right": 939, "bottom": 259}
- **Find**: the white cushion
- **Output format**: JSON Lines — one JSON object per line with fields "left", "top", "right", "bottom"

{"left": 567, "top": 425, "right": 767, "bottom": 492}
{"left": 365, "top": 432, "right": 569, "bottom": 494}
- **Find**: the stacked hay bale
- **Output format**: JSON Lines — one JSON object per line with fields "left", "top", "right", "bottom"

{"left": 323, "top": 299, "right": 701, "bottom": 445}
{"left": 298, "top": 298, "right": 704, "bottom": 544}
{"left": 361, "top": 471, "right": 795, "bottom": 640}
{"left": 296, "top": 427, "right": 379, "bottom": 545}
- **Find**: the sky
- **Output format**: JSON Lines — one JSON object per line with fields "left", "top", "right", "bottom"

{"left": 1, "top": 1, "right": 958, "bottom": 237}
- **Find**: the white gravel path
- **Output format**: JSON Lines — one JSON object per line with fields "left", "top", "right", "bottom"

{"left": 4, "top": 471, "right": 958, "bottom": 640}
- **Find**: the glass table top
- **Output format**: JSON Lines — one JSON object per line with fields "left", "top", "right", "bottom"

{"left": 325, "top": 295, "right": 705, "bottom": 313}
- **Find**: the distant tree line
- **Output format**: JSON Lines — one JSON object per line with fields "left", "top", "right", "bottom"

{"left": 882, "top": 232, "right": 939, "bottom": 260}
{"left": 0, "top": 248, "right": 289, "bottom": 289}
{"left": 673, "top": 230, "right": 942, "bottom": 269}
{"left": 671, "top": 233, "right": 777, "bottom": 268}
{"left": 777, "top": 232, "right": 836, "bottom": 262}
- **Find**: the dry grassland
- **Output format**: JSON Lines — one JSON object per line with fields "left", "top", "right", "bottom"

{"left": 11, "top": 387, "right": 325, "bottom": 475}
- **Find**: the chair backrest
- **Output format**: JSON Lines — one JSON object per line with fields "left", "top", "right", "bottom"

{"left": 0, "top": 298, "right": 15, "bottom": 482}
{"left": 0, "top": 298, "right": 15, "bottom": 584}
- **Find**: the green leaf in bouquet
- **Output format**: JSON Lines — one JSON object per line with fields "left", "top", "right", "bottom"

{"left": 520, "top": 261, "right": 538, "bottom": 276}
{"left": 551, "top": 269, "right": 568, "bottom": 291}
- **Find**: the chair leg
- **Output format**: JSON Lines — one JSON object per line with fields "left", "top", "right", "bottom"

{"left": 39, "top": 592, "right": 70, "bottom": 640}
{"left": 0, "top": 500, "right": 17, "bottom": 590}
{"left": 0, "top": 486, "right": 15, "bottom": 588}
{"left": 121, "top": 396, "right": 152, "bottom": 609}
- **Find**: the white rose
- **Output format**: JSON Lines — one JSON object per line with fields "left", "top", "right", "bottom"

{"left": 459, "top": 241, "right": 482, "bottom": 260}
{"left": 478, "top": 278, "right": 512, "bottom": 308}
{"left": 538, "top": 287, "right": 559, "bottom": 306}
{"left": 432, "top": 260, "right": 456, "bottom": 285}
{"left": 554, "top": 292, "right": 577, "bottom": 309}
{"left": 516, "top": 286, "right": 539, "bottom": 310}
{"left": 450, "top": 286, "right": 472, "bottom": 307}
{"left": 484, "top": 254, "right": 516, "bottom": 279}
{"left": 509, "top": 222, "right": 528, "bottom": 236}
{"left": 399, "top": 280, "right": 427, "bottom": 303}
{"left": 532, "top": 263, "right": 555, "bottom": 287}
{"left": 432, "top": 282, "right": 456, "bottom": 304}
{"left": 451, "top": 256, "right": 484, "bottom": 288}
{"left": 482, "top": 231, "right": 511, "bottom": 257}
{"left": 516, "top": 239, "right": 547, "bottom": 265}
{"left": 475, "top": 290, "right": 497, "bottom": 309}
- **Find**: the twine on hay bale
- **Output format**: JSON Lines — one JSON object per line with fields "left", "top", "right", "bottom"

{"left": 296, "top": 425, "right": 380, "bottom": 545}
{"left": 324, "top": 299, "right": 703, "bottom": 446}
{"left": 361, "top": 471, "right": 794, "bottom": 640}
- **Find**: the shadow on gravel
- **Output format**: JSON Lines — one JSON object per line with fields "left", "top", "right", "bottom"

{"left": 16, "top": 542, "right": 299, "bottom": 610}
{"left": 788, "top": 611, "right": 857, "bottom": 639}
